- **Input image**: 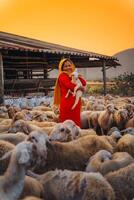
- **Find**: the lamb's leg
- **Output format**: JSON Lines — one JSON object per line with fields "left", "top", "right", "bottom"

{"left": 65, "top": 90, "right": 71, "bottom": 98}
{"left": 72, "top": 91, "right": 82, "bottom": 110}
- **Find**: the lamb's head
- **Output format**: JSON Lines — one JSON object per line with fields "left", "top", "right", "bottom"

{"left": 27, "top": 130, "right": 49, "bottom": 164}
{"left": 8, "top": 119, "right": 30, "bottom": 134}
{"left": 14, "top": 141, "right": 37, "bottom": 168}
{"left": 49, "top": 123, "right": 72, "bottom": 142}
{"left": 91, "top": 150, "right": 112, "bottom": 162}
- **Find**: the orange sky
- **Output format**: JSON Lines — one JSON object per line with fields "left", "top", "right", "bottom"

{"left": 0, "top": 0, "right": 134, "bottom": 55}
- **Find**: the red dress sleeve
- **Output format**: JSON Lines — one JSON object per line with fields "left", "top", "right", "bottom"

{"left": 58, "top": 73, "right": 76, "bottom": 91}
{"left": 79, "top": 76, "right": 87, "bottom": 86}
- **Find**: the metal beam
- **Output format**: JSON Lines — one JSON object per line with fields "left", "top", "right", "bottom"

{"left": 102, "top": 60, "right": 107, "bottom": 95}
{"left": 0, "top": 53, "right": 4, "bottom": 104}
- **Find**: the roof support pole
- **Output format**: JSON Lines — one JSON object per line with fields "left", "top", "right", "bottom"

{"left": 0, "top": 53, "right": 4, "bottom": 104}
{"left": 102, "top": 60, "right": 107, "bottom": 95}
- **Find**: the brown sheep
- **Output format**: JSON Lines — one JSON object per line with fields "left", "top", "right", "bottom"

{"left": 98, "top": 104, "right": 115, "bottom": 135}
{"left": 125, "top": 116, "right": 134, "bottom": 128}
{"left": 113, "top": 109, "right": 129, "bottom": 130}
{"left": 22, "top": 197, "right": 43, "bottom": 200}
{"left": 27, "top": 131, "right": 114, "bottom": 174}
{"left": 117, "top": 134, "right": 134, "bottom": 157}
{"left": 0, "top": 132, "right": 27, "bottom": 145}
{"left": 80, "top": 110, "right": 92, "bottom": 129}
{"left": 86, "top": 150, "right": 134, "bottom": 175}
{"left": 20, "top": 176, "right": 44, "bottom": 199}
{"left": 0, "top": 141, "right": 40, "bottom": 200}
{"left": 0, "top": 140, "right": 15, "bottom": 175}
{"left": 27, "top": 169, "right": 115, "bottom": 200}
{"left": 100, "top": 130, "right": 122, "bottom": 151}
{"left": 105, "top": 163, "right": 134, "bottom": 200}
{"left": 8, "top": 120, "right": 44, "bottom": 135}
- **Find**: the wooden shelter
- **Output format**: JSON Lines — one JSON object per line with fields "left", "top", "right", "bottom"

{"left": 0, "top": 31, "right": 120, "bottom": 104}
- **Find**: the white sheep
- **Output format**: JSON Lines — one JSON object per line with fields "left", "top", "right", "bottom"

{"left": 0, "top": 141, "right": 38, "bottom": 200}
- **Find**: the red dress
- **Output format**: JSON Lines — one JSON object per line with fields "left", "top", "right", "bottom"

{"left": 58, "top": 73, "right": 86, "bottom": 127}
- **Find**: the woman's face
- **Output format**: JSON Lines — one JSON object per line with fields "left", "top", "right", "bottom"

{"left": 62, "top": 61, "right": 73, "bottom": 74}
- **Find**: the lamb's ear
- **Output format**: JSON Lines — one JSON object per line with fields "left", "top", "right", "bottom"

{"left": 18, "top": 149, "right": 30, "bottom": 164}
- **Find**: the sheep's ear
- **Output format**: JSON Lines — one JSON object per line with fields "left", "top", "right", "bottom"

{"left": 18, "top": 149, "right": 30, "bottom": 164}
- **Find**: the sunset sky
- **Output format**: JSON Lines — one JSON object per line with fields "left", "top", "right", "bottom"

{"left": 0, "top": 0, "right": 134, "bottom": 56}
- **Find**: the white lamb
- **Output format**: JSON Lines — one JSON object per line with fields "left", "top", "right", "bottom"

{"left": 65, "top": 68, "right": 85, "bottom": 110}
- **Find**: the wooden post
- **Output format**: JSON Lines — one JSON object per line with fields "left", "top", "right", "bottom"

{"left": 102, "top": 60, "right": 107, "bottom": 95}
{"left": 0, "top": 53, "right": 4, "bottom": 104}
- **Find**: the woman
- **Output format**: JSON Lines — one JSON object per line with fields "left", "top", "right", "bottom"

{"left": 53, "top": 58, "right": 86, "bottom": 127}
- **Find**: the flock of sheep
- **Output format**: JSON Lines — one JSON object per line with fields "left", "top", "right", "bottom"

{"left": 0, "top": 94, "right": 134, "bottom": 200}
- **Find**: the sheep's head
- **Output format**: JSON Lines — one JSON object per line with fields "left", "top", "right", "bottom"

{"left": 5, "top": 141, "right": 38, "bottom": 168}
{"left": 27, "top": 130, "right": 49, "bottom": 165}
{"left": 91, "top": 150, "right": 112, "bottom": 162}
{"left": 111, "top": 131, "right": 122, "bottom": 142}
{"left": 49, "top": 123, "right": 72, "bottom": 142}
{"left": 8, "top": 119, "right": 30, "bottom": 134}
{"left": 63, "top": 119, "right": 80, "bottom": 138}
{"left": 121, "top": 127, "right": 134, "bottom": 135}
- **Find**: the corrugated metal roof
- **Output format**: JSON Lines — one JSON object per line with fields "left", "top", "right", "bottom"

{"left": 0, "top": 31, "right": 117, "bottom": 60}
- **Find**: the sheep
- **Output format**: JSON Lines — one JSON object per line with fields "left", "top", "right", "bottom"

{"left": 113, "top": 108, "right": 129, "bottom": 130}
{"left": 98, "top": 104, "right": 116, "bottom": 135}
{"left": 124, "top": 103, "right": 134, "bottom": 118}
{"left": 121, "top": 127, "right": 134, "bottom": 135}
{"left": 32, "top": 105, "right": 52, "bottom": 112}
{"left": 86, "top": 150, "right": 134, "bottom": 175}
{"left": 20, "top": 176, "right": 44, "bottom": 199}
{"left": 100, "top": 130, "right": 122, "bottom": 151}
{"left": 0, "top": 106, "right": 8, "bottom": 119}
{"left": 80, "top": 110, "right": 92, "bottom": 129}
{"left": 87, "top": 111, "right": 101, "bottom": 133}
{"left": 86, "top": 150, "right": 112, "bottom": 173}
{"left": 117, "top": 134, "right": 134, "bottom": 157}
{"left": 6, "top": 105, "right": 20, "bottom": 119}
{"left": 22, "top": 197, "right": 43, "bottom": 200}
{"left": 0, "top": 141, "right": 39, "bottom": 200}
{"left": 0, "top": 140, "right": 15, "bottom": 175}
{"left": 49, "top": 120, "right": 80, "bottom": 142}
{"left": 105, "top": 163, "right": 134, "bottom": 200}
{"left": 27, "top": 169, "right": 115, "bottom": 200}
{"left": 0, "top": 132, "right": 27, "bottom": 145}
{"left": 27, "top": 131, "right": 114, "bottom": 174}
{"left": 8, "top": 119, "right": 43, "bottom": 135}
{"left": 125, "top": 116, "right": 134, "bottom": 128}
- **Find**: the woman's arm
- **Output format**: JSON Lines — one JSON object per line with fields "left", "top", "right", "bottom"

{"left": 79, "top": 76, "right": 87, "bottom": 86}
{"left": 59, "top": 73, "right": 76, "bottom": 90}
